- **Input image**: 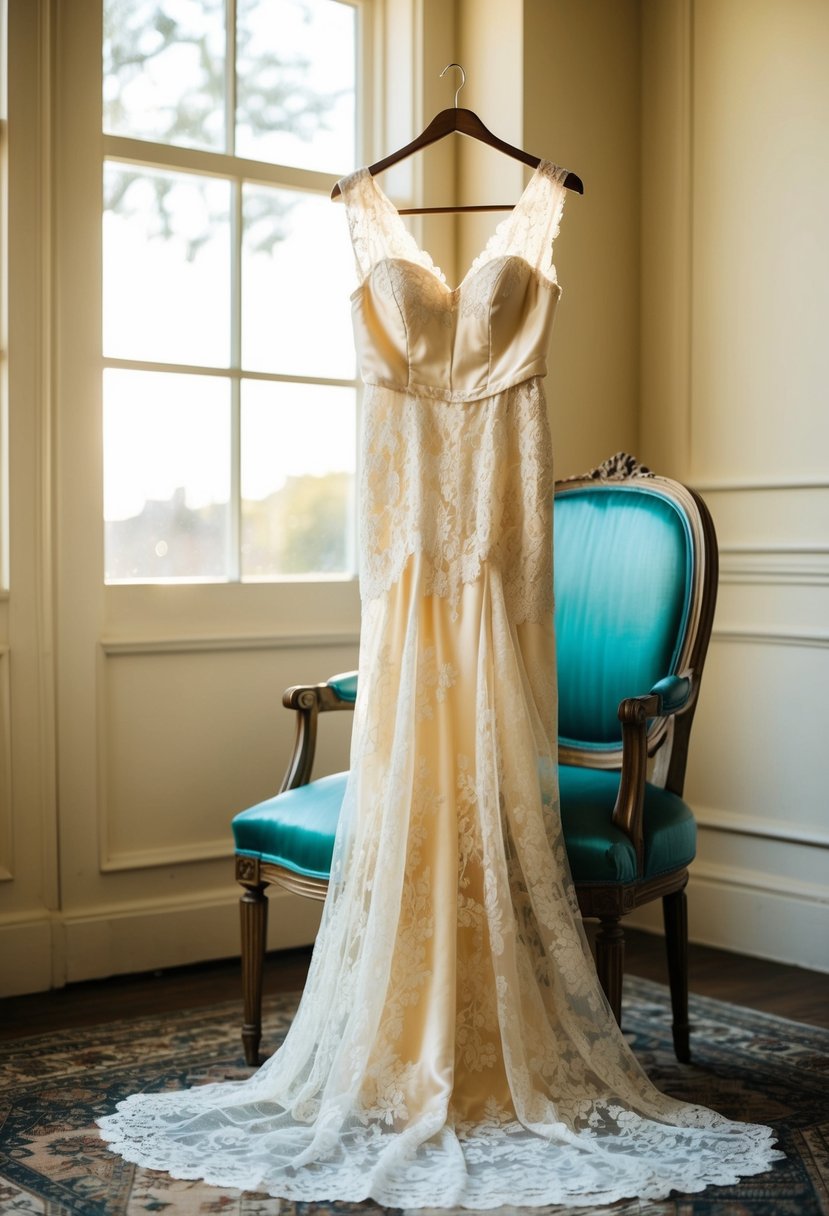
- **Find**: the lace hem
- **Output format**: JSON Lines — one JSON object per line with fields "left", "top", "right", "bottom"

{"left": 99, "top": 1103, "right": 782, "bottom": 1209}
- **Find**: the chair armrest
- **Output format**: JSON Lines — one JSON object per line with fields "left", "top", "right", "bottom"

{"left": 611, "top": 696, "right": 653, "bottom": 871}
{"left": 325, "top": 670, "right": 358, "bottom": 704}
{"left": 649, "top": 674, "right": 692, "bottom": 714}
{"left": 610, "top": 674, "right": 694, "bottom": 873}
{"left": 279, "top": 670, "right": 359, "bottom": 793}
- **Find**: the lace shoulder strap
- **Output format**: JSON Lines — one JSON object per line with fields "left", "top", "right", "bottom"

{"left": 337, "top": 167, "right": 432, "bottom": 283}
{"left": 489, "top": 160, "right": 569, "bottom": 285}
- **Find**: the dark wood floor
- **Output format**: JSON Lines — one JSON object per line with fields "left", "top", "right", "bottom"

{"left": 1, "top": 927, "right": 827, "bottom": 1040}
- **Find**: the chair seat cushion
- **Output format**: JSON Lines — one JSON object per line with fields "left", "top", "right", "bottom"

{"left": 233, "top": 772, "right": 347, "bottom": 879}
{"left": 233, "top": 766, "right": 695, "bottom": 887}
{"left": 559, "top": 764, "right": 696, "bottom": 884}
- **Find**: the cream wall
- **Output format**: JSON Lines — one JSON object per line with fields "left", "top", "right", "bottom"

{"left": 522, "top": 0, "right": 641, "bottom": 476}
{"left": 405, "top": 0, "right": 829, "bottom": 970}
{"left": 0, "top": 0, "right": 60, "bottom": 995}
{"left": 455, "top": 0, "right": 641, "bottom": 476}
{"left": 1, "top": 0, "right": 826, "bottom": 996}
{"left": 636, "top": 0, "right": 829, "bottom": 968}
{"left": 1, "top": 0, "right": 364, "bottom": 996}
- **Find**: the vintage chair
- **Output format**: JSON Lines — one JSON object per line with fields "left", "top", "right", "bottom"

{"left": 233, "top": 465, "right": 718, "bottom": 1066}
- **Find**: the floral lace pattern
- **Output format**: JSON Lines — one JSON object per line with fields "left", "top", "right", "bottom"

{"left": 359, "top": 375, "right": 554, "bottom": 622}
{"left": 342, "top": 160, "right": 567, "bottom": 288}
{"left": 98, "top": 562, "right": 783, "bottom": 1204}
{"left": 342, "top": 161, "right": 567, "bottom": 621}
{"left": 98, "top": 162, "right": 783, "bottom": 1208}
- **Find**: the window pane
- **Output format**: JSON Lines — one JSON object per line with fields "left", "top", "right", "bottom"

{"left": 241, "top": 380, "right": 355, "bottom": 578}
{"left": 242, "top": 184, "right": 355, "bottom": 378}
{"left": 236, "top": 0, "right": 356, "bottom": 172}
{"left": 0, "top": 0, "right": 7, "bottom": 589}
{"left": 103, "top": 0, "right": 226, "bottom": 152}
{"left": 105, "top": 369, "right": 230, "bottom": 582}
{"left": 104, "top": 164, "right": 230, "bottom": 367}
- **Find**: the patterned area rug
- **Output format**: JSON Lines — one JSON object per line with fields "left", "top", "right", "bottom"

{"left": 0, "top": 975, "right": 826, "bottom": 1216}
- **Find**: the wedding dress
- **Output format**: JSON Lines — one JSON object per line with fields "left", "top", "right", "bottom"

{"left": 99, "top": 161, "right": 782, "bottom": 1208}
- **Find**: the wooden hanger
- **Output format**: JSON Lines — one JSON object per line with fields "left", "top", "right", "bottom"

{"left": 331, "top": 63, "right": 584, "bottom": 215}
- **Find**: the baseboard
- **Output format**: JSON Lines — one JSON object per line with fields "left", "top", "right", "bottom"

{"left": 62, "top": 889, "right": 325, "bottom": 985}
{"left": 5, "top": 863, "right": 826, "bottom": 997}
{"left": 1, "top": 890, "right": 324, "bottom": 994}
{"left": 0, "top": 917, "right": 54, "bottom": 996}
{"left": 624, "top": 864, "right": 829, "bottom": 973}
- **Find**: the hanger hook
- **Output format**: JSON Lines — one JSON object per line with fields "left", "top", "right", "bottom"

{"left": 439, "top": 62, "right": 466, "bottom": 108}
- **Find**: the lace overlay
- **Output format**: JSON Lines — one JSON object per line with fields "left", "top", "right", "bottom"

{"left": 360, "top": 375, "right": 554, "bottom": 622}
{"left": 98, "top": 161, "right": 783, "bottom": 1208}
{"left": 343, "top": 161, "right": 566, "bottom": 288}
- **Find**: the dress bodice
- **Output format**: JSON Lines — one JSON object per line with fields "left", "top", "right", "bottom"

{"left": 335, "top": 161, "right": 571, "bottom": 619}
{"left": 339, "top": 163, "right": 568, "bottom": 402}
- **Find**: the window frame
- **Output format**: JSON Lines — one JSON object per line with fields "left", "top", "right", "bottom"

{"left": 102, "top": 0, "right": 372, "bottom": 587}
{"left": 0, "top": 0, "right": 8, "bottom": 593}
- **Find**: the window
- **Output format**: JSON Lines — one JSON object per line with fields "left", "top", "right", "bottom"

{"left": 102, "top": 0, "right": 362, "bottom": 583}
{"left": 0, "top": 0, "right": 7, "bottom": 591}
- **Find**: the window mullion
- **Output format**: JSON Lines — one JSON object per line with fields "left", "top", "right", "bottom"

{"left": 228, "top": 178, "right": 242, "bottom": 583}
{"left": 227, "top": 0, "right": 240, "bottom": 582}
{"left": 101, "top": 136, "right": 338, "bottom": 196}
{"left": 225, "top": 0, "right": 237, "bottom": 159}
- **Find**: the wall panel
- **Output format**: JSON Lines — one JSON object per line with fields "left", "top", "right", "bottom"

{"left": 0, "top": 647, "right": 11, "bottom": 881}
{"left": 690, "top": 0, "right": 829, "bottom": 486}
{"left": 0, "top": 0, "right": 61, "bottom": 997}
{"left": 688, "top": 637, "right": 827, "bottom": 841}
{"left": 634, "top": 0, "right": 829, "bottom": 970}
{"left": 97, "top": 639, "right": 356, "bottom": 873}
{"left": 52, "top": 634, "right": 358, "bottom": 983}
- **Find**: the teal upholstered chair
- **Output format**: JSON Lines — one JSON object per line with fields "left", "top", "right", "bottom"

{"left": 234, "top": 466, "right": 718, "bottom": 1066}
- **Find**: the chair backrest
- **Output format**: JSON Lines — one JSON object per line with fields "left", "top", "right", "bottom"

{"left": 554, "top": 475, "right": 718, "bottom": 774}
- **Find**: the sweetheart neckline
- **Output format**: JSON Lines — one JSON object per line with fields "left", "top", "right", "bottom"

{"left": 349, "top": 253, "right": 562, "bottom": 304}
{"left": 362, "top": 162, "right": 551, "bottom": 294}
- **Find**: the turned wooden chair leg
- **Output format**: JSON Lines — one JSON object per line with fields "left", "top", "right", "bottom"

{"left": 240, "top": 882, "right": 268, "bottom": 1066}
{"left": 596, "top": 915, "right": 625, "bottom": 1027}
{"left": 663, "top": 886, "right": 691, "bottom": 1062}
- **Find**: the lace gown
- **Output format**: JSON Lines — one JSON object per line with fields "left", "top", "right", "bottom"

{"left": 99, "top": 161, "right": 782, "bottom": 1208}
